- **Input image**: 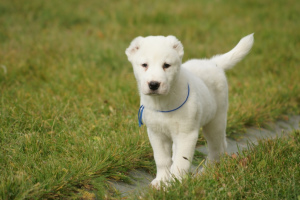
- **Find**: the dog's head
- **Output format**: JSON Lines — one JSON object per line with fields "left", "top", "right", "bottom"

{"left": 125, "top": 35, "right": 184, "bottom": 96}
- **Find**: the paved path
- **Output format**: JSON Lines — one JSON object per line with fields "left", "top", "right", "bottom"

{"left": 109, "top": 115, "right": 300, "bottom": 197}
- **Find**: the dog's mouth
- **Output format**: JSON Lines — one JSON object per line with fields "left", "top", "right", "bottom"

{"left": 143, "top": 88, "right": 169, "bottom": 96}
{"left": 145, "top": 91, "right": 161, "bottom": 96}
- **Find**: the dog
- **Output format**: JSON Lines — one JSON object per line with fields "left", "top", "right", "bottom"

{"left": 125, "top": 33, "right": 254, "bottom": 187}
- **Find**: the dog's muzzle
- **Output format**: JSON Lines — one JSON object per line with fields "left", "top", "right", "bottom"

{"left": 148, "top": 81, "right": 161, "bottom": 91}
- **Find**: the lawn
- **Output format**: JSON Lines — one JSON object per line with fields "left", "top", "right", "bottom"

{"left": 0, "top": 0, "right": 299, "bottom": 199}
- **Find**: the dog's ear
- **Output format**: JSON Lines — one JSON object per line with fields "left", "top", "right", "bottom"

{"left": 125, "top": 36, "right": 144, "bottom": 61}
{"left": 166, "top": 35, "right": 184, "bottom": 59}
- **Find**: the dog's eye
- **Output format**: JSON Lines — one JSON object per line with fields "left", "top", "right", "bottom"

{"left": 163, "top": 63, "right": 171, "bottom": 69}
{"left": 141, "top": 63, "right": 148, "bottom": 68}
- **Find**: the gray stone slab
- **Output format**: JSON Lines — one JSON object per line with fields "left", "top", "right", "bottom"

{"left": 263, "top": 115, "right": 300, "bottom": 136}
{"left": 195, "top": 137, "right": 248, "bottom": 157}
{"left": 236, "top": 128, "right": 272, "bottom": 146}
{"left": 109, "top": 169, "right": 154, "bottom": 196}
{"left": 195, "top": 145, "right": 208, "bottom": 155}
{"left": 289, "top": 115, "right": 300, "bottom": 129}
{"left": 226, "top": 138, "right": 247, "bottom": 154}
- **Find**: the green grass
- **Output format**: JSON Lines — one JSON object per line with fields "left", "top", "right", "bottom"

{"left": 134, "top": 130, "right": 300, "bottom": 199}
{"left": 0, "top": 0, "right": 300, "bottom": 199}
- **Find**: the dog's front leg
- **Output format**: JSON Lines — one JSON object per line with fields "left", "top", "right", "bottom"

{"left": 170, "top": 131, "right": 199, "bottom": 180}
{"left": 147, "top": 129, "right": 172, "bottom": 187}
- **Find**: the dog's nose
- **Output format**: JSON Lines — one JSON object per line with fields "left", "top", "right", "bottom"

{"left": 149, "top": 81, "right": 161, "bottom": 91}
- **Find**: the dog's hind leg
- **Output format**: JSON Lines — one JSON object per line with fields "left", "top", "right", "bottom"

{"left": 202, "top": 113, "right": 228, "bottom": 163}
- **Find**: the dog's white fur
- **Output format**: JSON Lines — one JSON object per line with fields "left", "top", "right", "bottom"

{"left": 125, "top": 34, "right": 254, "bottom": 187}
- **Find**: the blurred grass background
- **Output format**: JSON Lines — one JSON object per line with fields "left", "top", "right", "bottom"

{"left": 0, "top": 0, "right": 299, "bottom": 198}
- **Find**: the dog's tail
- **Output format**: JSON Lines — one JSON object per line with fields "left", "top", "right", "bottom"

{"left": 210, "top": 33, "right": 254, "bottom": 70}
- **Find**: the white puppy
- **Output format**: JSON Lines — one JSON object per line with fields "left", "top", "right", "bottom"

{"left": 125, "top": 34, "right": 254, "bottom": 187}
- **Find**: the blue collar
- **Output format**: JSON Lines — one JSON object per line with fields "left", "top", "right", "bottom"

{"left": 138, "top": 84, "right": 190, "bottom": 127}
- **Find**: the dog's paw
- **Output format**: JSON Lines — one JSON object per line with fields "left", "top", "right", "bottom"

{"left": 150, "top": 178, "right": 162, "bottom": 189}
{"left": 150, "top": 178, "right": 170, "bottom": 189}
